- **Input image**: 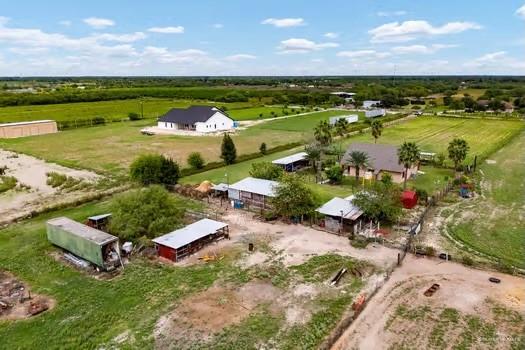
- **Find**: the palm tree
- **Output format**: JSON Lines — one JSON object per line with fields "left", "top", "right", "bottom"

{"left": 398, "top": 141, "right": 420, "bottom": 189}
{"left": 314, "top": 120, "right": 332, "bottom": 146}
{"left": 370, "top": 120, "right": 383, "bottom": 144}
{"left": 345, "top": 150, "right": 369, "bottom": 182}
{"left": 304, "top": 143, "right": 321, "bottom": 173}
{"left": 334, "top": 118, "right": 350, "bottom": 138}
{"left": 448, "top": 138, "right": 469, "bottom": 171}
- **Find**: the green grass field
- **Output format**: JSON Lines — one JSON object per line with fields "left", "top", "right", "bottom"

{"left": 228, "top": 106, "right": 300, "bottom": 121}
{"left": 448, "top": 131, "right": 525, "bottom": 268}
{"left": 0, "top": 99, "right": 256, "bottom": 124}
{"left": 344, "top": 116, "right": 525, "bottom": 164}
{"left": 256, "top": 110, "right": 364, "bottom": 133}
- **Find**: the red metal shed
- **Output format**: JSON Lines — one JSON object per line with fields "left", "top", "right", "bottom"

{"left": 401, "top": 190, "right": 418, "bottom": 209}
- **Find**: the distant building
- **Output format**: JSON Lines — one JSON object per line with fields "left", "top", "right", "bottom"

{"left": 363, "top": 100, "right": 381, "bottom": 109}
{"left": 157, "top": 106, "right": 234, "bottom": 133}
{"left": 228, "top": 177, "right": 279, "bottom": 209}
{"left": 0, "top": 120, "right": 58, "bottom": 139}
{"left": 329, "top": 114, "right": 359, "bottom": 126}
{"left": 365, "top": 109, "right": 386, "bottom": 118}
{"left": 272, "top": 152, "right": 309, "bottom": 172}
{"left": 330, "top": 91, "right": 356, "bottom": 102}
{"left": 341, "top": 143, "right": 419, "bottom": 184}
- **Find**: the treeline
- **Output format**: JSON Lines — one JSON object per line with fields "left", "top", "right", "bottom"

{"left": 0, "top": 87, "right": 336, "bottom": 107}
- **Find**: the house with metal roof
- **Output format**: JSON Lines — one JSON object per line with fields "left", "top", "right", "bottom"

{"left": 227, "top": 177, "right": 279, "bottom": 209}
{"left": 46, "top": 217, "right": 121, "bottom": 270}
{"left": 341, "top": 143, "right": 419, "bottom": 184}
{"left": 316, "top": 195, "right": 364, "bottom": 234}
{"left": 272, "top": 152, "right": 309, "bottom": 172}
{"left": 157, "top": 105, "right": 235, "bottom": 133}
{"left": 152, "top": 219, "right": 229, "bottom": 261}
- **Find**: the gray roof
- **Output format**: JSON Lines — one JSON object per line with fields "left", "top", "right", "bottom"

{"left": 88, "top": 213, "right": 112, "bottom": 221}
{"left": 47, "top": 217, "right": 118, "bottom": 246}
{"left": 316, "top": 196, "right": 363, "bottom": 220}
{"left": 342, "top": 143, "right": 404, "bottom": 174}
{"left": 158, "top": 105, "right": 230, "bottom": 124}
{"left": 152, "top": 218, "right": 228, "bottom": 249}
{"left": 272, "top": 152, "right": 308, "bottom": 165}
{"left": 211, "top": 183, "right": 229, "bottom": 191}
{"left": 229, "top": 177, "right": 279, "bottom": 197}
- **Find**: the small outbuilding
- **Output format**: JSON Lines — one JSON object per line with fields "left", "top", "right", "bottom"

{"left": 316, "top": 196, "right": 363, "bottom": 234}
{"left": 152, "top": 219, "right": 229, "bottom": 262}
{"left": 228, "top": 177, "right": 278, "bottom": 209}
{"left": 272, "top": 152, "right": 309, "bottom": 172}
{"left": 0, "top": 120, "right": 57, "bottom": 138}
{"left": 329, "top": 115, "right": 359, "bottom": 126}
{"left": 365, "top": 109, "right": 386, "bottom": 118}
{"left": 47, "top": 217, "right": 121, "bottom": 270}
{"left": 363, "top": 100, "right": 381, "bottom": 109}
{"left": 401, "top": 190, "right": 418, "bottom": 209}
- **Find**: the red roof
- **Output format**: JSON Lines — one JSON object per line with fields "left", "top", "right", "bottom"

{"left": 402, "top": 190, "right": 417, "bottom": 199}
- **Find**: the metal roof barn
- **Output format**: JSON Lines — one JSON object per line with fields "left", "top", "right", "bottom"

{"left": 228, "top": 177, "right": 278, "bottom": 197}
{"left": 152, "top": 219, "right": 229, "bottom": 261}
{"left": 46, "top": 217, "right": 120, "bottom": 269}
{"left": 272, "top": 152, "right": 309, "bottom": 172}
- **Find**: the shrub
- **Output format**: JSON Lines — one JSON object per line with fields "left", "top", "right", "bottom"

{"left": 92, "top": 116, "right": 105, "bottom": 125}
{"left": 249, "top": 161, "right": 283, "bottom": 180}
{"left": 187, "top": 152, "right": 205, "bottom": 169}
{"left": 424, "top": 246, "right": 436, "bottom": 257}
{"left": 325, "top": 165, "right": 343, "bottom": 184}
{"left": 109, "top": 185, "right": 184, "bottom": 240}
{"left": 0, "top": 176, "right": 17, "bottom": 193}
{"left": 462, "top": 255, "right": 474, "bottom": 266}
{"left": 46, "top": 172, "right": 68, "bottom": 187}
{"left": 415, "top": 188, "right": 429, "bottom": 203}
{"left": 128, "top": 112, "right": 141, "bottom": 121}
{"left": 130, "top": 154, "right": 180, "bottom": 186}
{"left": 0, "top": 165, "right": 7, "bottom": 176}
{"left": 350, "top": 237, "right": 369, "bottom": 249}
{"left": 259, "top": 142, "right": 267, "bottom": 155}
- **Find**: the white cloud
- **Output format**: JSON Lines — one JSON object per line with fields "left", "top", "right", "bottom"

{"left": 324, "top": 32, "right": 339, "bottom": 39}
{"left": 212, "top": 23, "right": 224, "bottom": 29}
{"left": 83, "top": 17, "right": 115, "bottom": 29}
{"left": 516, "top": 4, "right": 525, "bottom": 19}
{"left": 147, "top": 26, "right": 184, "bottom": 34}
{"left": 58, "top": 20, "right": 72, "bottom": 27}
{"left": 369, "top": 20, "right": 482, "bottom": 43}
{"left": 278, "top": 38, "right": 339, "bottom": 54}
{"left": 93, "top": 32, "right": 146, "bottom": 43}
{"left": 475, "top": 51, "right": 506, "bottom": 63}
{"left": 225, "top": 54, "right": 256, "bottom": 61}
{"left": 337, "top": 50, "right": 390, "bottom": 59}
{"left": 391, "top": 44, "right": 458, "bottom": 54}
{"left": 377, "top": 10, "right": 407, "bottom": 17}
{"left": 8, "top": 47, "right": 49, "bottom": 55}
{"left": 0, "top": 16, "right": 10, "bottom": 26}
{"left": 141, "top": 46, "right": 208, "bottom": 63}
{"left": 261, "top": 18, "right": 305, "bottom": 28}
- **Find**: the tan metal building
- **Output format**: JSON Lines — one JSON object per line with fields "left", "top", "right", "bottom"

{"left": 0, "top": 120, "right": 58, "bottom": 138}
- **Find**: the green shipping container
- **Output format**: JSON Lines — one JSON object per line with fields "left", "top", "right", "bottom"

{"left": 47, "top": 217, "right": 119, "bottom": 268}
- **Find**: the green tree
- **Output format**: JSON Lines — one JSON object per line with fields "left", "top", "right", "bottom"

{"left": 334, "top": 118, "right": 350, "bottom": 138}
{"left": 370, "top": 120, "right": 383, "bottom": 144}
{"left": 130, "top": 154, "right": 180, "bottom": 186}
{"left": 325, "top": 165, "right": 343, "bottom": 184}
{"left": 448, "top": 138, "right": 469, "bottom": 171}
{"left": 304, "top": 142, "right": 322, "bottom": 173}
{"left": 259, "top": 142, "right": 267, "bottom": 155}
{"left": 109, "top": 185, "right": 184, "bottom": 240}
{"left": 187, "top": 152, "right": 205, "bottom": 169}
{"left": 345, "top": 150, "right": 369, "bottom": 182}
{"left": 352, "top": 184, "right": 402, "bottom": 223}
{"left": 314, "top": 120, "right": 332, "bottom": 146}
{"left": 397, "top": 142, "right": 420, "bottom": 189}
{"left": 379, "top": 172, "right": 393, "bottom": 188}
{"left": 249, "top": 161, "right": 284, "bottom": 180}
{"left": 128, "top": 112, "right": 141, "bottom": 121}
{"left": 220, "top": 133, "right": 237, "bottom": 164}
{"left": 271, "top": 174, "right": 318, "bottom": 220}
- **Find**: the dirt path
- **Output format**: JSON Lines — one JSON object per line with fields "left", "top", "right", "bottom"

{"left": 332, "top": 255, "right": 525, "bottom": 350}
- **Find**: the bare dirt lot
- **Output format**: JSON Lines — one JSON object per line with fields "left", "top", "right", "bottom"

{"left": 0, "top": 149, "right": 100, "bottom": 223}
{"left": 0, "top": 270, "right": 54, "bottom": 320}
{"left": 333, "top": 255, "right": 525, "bottom": 350}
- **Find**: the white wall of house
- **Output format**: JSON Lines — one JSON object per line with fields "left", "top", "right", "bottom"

{"left": 157, "top": 121, "right": 179, "bottom": 130}
{"left": 345, "top": 165, "right": 419, "bottom": 183}
{"left": 195, "top": 112, "right": 234, "bottom": 133}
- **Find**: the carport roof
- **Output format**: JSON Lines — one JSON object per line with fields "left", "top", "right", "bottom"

{"left": 316, "top": 197, "right": 363, "bottom": 220}
{"left": 152, "top": 218, "right": 228, "bottom": 250}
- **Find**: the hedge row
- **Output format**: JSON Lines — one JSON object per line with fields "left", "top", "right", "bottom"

{"left": 180, "top": 141, "right": 303, "bottom": 177}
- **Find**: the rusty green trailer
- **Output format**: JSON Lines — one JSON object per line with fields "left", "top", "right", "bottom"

{"left": 46, "top": 217, "right": 120, "bottom": 269}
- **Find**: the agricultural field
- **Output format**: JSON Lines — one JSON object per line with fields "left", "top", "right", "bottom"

{"left": 227, "top": 106, "right": 300, "bottom": 121}
{"left": 0, "top": 98, "right": 256, "bottom": 124}
{"left": 453, "top": 88, "right": 487, "bottom": 99}
{"left": 344, "top": 116, "right": 525, "bottom": 164}
{"left": 0, "top": 196, "right": 398, "bottom": 349}
{"left": 446, "top": 131, "right": 525, "bottom": 268}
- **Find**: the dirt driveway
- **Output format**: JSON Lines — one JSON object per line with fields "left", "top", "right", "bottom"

{"left": 332, "top": 255, "right": 525, "bottom": 350}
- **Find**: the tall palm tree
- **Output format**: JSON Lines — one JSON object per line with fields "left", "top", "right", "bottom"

{"left": 346, "top": 150, "right": 369, "bottom": 182}
{"left": 334, "top": 118, "right": 350, "bottom": 138}
{"left": 398, "top": 141, "right": 420, "bottom": 189}
{"left": 370, "top": 120, "right": 383, "bottom": 144}
{"left": 448, "top": 138, "right": 469, "bottom": 171}
{"left": 314, "top": 120, "right": 332, "bottom": 146}
{"left": 304, "top": 143, "right": 321, "bottom": 173}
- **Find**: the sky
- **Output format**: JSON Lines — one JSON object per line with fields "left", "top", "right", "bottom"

{"left": 0, "top": 0, "right": 524, "bottom": 76}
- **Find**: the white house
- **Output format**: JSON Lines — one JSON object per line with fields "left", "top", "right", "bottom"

{"left": 365, "top": 109, "right": 387, "bottom": 118}
{"left": 157, "top": 106, "right": 235, "bottom": 133}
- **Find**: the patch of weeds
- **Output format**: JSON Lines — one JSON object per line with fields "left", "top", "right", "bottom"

{"left": 429, "top": 308, "right": 459, "bottom": 349}
{"left": 454, "top": 315, "right": 497, "bottom": 349}
{"left": 46, "top": 172, "right": 68, "bottom": 187}
{"left": 291, "top": 254, "right": 364, "bottom": 283}
{"left": 350, "top": 237, "right": 369, "bottom": 249}
{"left": 491, "top": 303, "right": 524, "bottom": 326}
{"left": 511, "top": 327, "right": 525, "bottom": 350}
{"left": 0, "top": 175, "right": 17, "bottom": 193}
{"left": 440, "top": 208, "right": 452, "bottom": 218}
